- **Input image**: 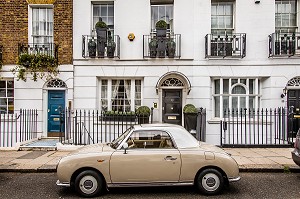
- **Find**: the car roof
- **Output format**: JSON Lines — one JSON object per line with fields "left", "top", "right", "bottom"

{"left": 132, "top": 123, "right": 199, "bottom": 148}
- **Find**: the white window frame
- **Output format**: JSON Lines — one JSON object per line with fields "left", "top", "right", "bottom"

{"left": 211, "top": 1, "right": 235, "bottom": 35}
{"left": 99, "top": 79, "right": 143, "bottom": 112}
{"left": 28, "top": 4, "right": 54, "bottom": 44}
{"left": 0, "top": 79, "right": 14, "bottom": 114}
{"left": 92, "top": 3, "right": 114, "bottom": 35}
{"left": 213, "top": 78, "right": 260, "bottom": 118}
{"left": 151, "top": 4, "right": 174, "bottom": 32}
{"left": 275, "top": 0, "right": 297, "bottom": 33}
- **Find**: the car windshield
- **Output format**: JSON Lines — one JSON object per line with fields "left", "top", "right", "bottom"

{"left": 110, "top": 126, "right": 133, "bottom": 149}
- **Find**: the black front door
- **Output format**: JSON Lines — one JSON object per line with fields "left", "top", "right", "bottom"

{"left": 162, "top": 89, "right": 182, "bottom": 125}
{"left": 287, "top": 89, "right": 300, "bottom": 137}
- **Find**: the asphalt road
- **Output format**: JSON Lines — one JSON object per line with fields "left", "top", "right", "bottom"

{"left": 0, "top": 172, "right": 300, "bottom": 199}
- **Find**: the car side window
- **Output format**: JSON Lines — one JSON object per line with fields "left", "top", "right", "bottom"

{"left": 126, "top": 130, "right": 174, "bottom": 149}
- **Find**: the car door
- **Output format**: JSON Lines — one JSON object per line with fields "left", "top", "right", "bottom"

{"left": 109, "top": 130, "right": 181, "bottom": 183}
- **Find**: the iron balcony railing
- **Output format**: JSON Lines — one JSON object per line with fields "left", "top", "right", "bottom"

{"left": 18, "top": 43, "right": 58, "bottom": 60}
{"left": 82, "top": 35, "right": 120, "bottom": 59}
{"left": 143, "top": 33, "right": 181, "bottom": 59}
{"left": 205, "top": 33, "right": 246, "bottom": 58}
{"left": 268, "top": 32, "right": 300, "bottom": 57}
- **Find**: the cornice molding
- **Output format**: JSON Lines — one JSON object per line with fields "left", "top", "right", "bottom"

{"left": 26, "top": 0, "right": 56, "bottom": 4}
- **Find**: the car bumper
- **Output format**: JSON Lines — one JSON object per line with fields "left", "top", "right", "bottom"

{"left": 291, "top": 149, "right": 300, "bottom": 166}
{"left": 228, "top": 176, "right": 241, "bottom": 182}
{"left": 56, "top": 180, "right": 71, "bottom": 187}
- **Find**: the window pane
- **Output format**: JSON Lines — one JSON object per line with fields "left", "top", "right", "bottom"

{"left": 240, "top": 79, "right": 246, "bottom": 85}
{"left": 214, "top": 96, "right": 220, "bottom": 117}
{"left": 223, "top": 96, "right": 229, "bottom": 111}
{"left": 108, "top": 5, "right": 114, "bottom": 16}
{"left": 223, "top": 79, "right": 229, "bottom": 94}
{"left": 215, "top": 79, "right": 220, "bottom": 94}
{"left": 232, "top": 97, "right": 238, "bottom": 109}
{"left": 249, "top": 79, "right": 254, "bottom": 94}
{"left": 232, "top": 85, "right": 246, "bottom": 94}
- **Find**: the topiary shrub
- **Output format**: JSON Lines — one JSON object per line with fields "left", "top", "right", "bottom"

{"left": 136, "top": 106, "right": 151, "bottom": 116}
{"left": 183, "top": 104, "right": 197, "bottom": 113}
{"left": 95, "top": 21, "right": 107, "bottom": 29}
{"left": 155, "top": 20, "right": 167, "bottom": 29}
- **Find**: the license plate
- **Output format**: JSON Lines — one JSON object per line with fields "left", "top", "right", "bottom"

{"left": 53, "top": 118, "right": 60, "bottom": 121}
{"left": 168, "top": 116, "right": 176, "bottom": 120}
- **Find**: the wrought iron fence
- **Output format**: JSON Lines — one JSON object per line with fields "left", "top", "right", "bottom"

{"left": 268, "top": 32, "right": 300, "bottom": 57}
{"left": 143, "top": 33, "right": 181, "bottom": 59}
{"left": 220, "top": 108, "right": 293, "bottom": 147}
{"left": 205, "top": 33, "right": 246, "bottom": 58}
{"left": 61, "top": 109, "right": 153, "bottom": 145}
{"left": 0, "top": 109, "right": 38, "bottom": 147}
{"left": 82, "top": 35, "right": 120, "bottom": 59}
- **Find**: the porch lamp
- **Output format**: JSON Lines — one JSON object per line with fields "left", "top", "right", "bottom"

{"left": 281, "top": 87, "right": 288, "bottom": 98}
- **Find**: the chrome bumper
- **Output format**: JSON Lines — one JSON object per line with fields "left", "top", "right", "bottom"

{"left": 56, "top": 180, "right": 71, "bottom": 187}
{"left": 228, "top": 176, "right": 241, "bottom": 182}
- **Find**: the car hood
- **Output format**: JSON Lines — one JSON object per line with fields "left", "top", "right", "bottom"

{"left": 67, "top": 143, "right": 109, "bottom": 156}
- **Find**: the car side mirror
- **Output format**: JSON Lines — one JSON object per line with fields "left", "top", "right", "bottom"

{"left": 123, "top": 143, "right": 128, "bottom": 154}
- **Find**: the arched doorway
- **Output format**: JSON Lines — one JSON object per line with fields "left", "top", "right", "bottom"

{"left": 156, "top": 72, "right": 191, "bottom": 125}
{"left": 45, "top": 79, "right": 67, "bottom": 137}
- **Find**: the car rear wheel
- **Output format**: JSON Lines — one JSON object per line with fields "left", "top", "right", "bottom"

{"left": 196, "top": 168, "right": 224, "bottom": 195}
{"left": 75, "top": 170, "right": 104, "bottom": 197}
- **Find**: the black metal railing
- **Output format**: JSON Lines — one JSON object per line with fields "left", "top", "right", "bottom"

{"left": 82, "top": 35, "right": 120, "bottom": 59}
{"left": 0, "top": 109, "right": 38, "bottom": 147}
{"left": 220, "top": 108, "right": 293, "bottom": 147}
{"left": 61, "top": 109, "right": 153, "bottom": 145}
{"left": 18, "top": 43, "right": 58, "bottom": 59}
{"left": 205, "top": 33, "right": 246, "bottom": 58}
{"left": 143, "top": 33, "right": 181, "bottom": 59}
{"left": 268, "top": 32, "right": 300, "bottom": 57}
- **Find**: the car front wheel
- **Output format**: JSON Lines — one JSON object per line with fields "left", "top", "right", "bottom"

{"left": 196, "top": 168, "right": 224, "bottom": 195}
{"left": 75, "top": 170, "right": 104, "bottom": 197}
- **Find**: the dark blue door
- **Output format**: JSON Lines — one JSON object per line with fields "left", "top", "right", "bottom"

{"left": 48, "top": 90, "right": 65, "bottom": 137}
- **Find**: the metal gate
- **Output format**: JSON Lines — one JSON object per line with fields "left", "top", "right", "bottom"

{"left": 220, "top": 108, "right": 293, "bottom": 147}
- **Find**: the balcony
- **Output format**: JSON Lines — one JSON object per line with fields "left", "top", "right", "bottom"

{"left": 205, "top": 33, "right": 246, "bottom": 58}
{"left": 82, "top": 35, "right": 120, "bottom": 59}
{"left": 268, "top": 32, "right": 300, "bottom": 57}
{"left": 18, "top": 43, "right": 58, "bottom": 59}
{"left": 143, "top": 33, "right": 181, "bottom": 59}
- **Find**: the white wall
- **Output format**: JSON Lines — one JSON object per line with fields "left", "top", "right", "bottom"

{"left": 72, "top": 0, "right": 300, "bottom": 145}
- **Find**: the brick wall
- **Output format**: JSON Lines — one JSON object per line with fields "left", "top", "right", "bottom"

{"left": 0, "top": 0, "right": 72, "bottom": 65}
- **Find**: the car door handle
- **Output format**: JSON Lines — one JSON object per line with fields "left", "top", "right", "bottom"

{"left": 164, "top": 156, "right": 177, "bottom": 161}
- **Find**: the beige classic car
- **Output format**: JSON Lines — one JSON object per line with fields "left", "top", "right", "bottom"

{"left": 56, "top": 124, "right": 240, "bottom": 197}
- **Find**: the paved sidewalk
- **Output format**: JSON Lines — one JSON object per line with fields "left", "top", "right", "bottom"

{"left": 0, "top": 147, "right": 298, "bottom": 172}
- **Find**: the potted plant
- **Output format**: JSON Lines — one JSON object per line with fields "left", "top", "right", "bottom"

{"left": 136, "top": 106, "right": 150, "bottom": 124}
{"left": 106, "top": 31, "right": 116, "bottom": 58}
{"left": 88, "top": 38, "right": 96, "bottom": 58}
{"left": 183, "top": 104, "right": 198, "bottom": 134}
{"left": 95, "top": 19, "right": 108, "bottom": 58}
{"left": 149, "top": 37, "right": 158, "bottom": 58}
{"left": 166, "top": 38, "right": 176, "bottom": 58}
{"left": 155, "top": 20, "right": 168, "bottom": 58}
{"left": 103, "top": 111, "right": 136, "bottom": 122}
{"left": 155, "top": 20, "right": 167, "bottom": 37}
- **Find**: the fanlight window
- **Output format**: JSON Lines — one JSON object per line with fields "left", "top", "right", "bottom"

{"left": 287, "top": 77, "right": 300, "bottom": 87}
{"left": 47, "top": 79, "right": 67, "bottom": 88}
{"left": 161, "top": 78, "right": 184, "bottom": 87}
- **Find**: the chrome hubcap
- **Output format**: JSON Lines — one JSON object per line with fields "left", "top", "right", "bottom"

{"left": 202, "top": 173, "right": 220, "bottom": 192}
{"left": 79, "top": 175, "right": 98, "bottom": 194}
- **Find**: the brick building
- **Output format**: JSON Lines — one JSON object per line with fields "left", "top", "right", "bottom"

{"left": 0, "top": 0, "right": 73, "bottom": 138}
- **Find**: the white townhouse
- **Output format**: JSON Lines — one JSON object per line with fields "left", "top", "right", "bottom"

{"left": 72, "top": 0, "right": 300, "bottom": 145}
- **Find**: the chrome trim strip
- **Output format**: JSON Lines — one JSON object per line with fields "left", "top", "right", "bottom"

{"left": 228, "top": 176, "right": 241, "bottom": 182}
{"left": 56, "top": 180, "right": 71, "bottom": 187}
{"left": 107, "top": 182, "right": 193, "bottom": 188}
